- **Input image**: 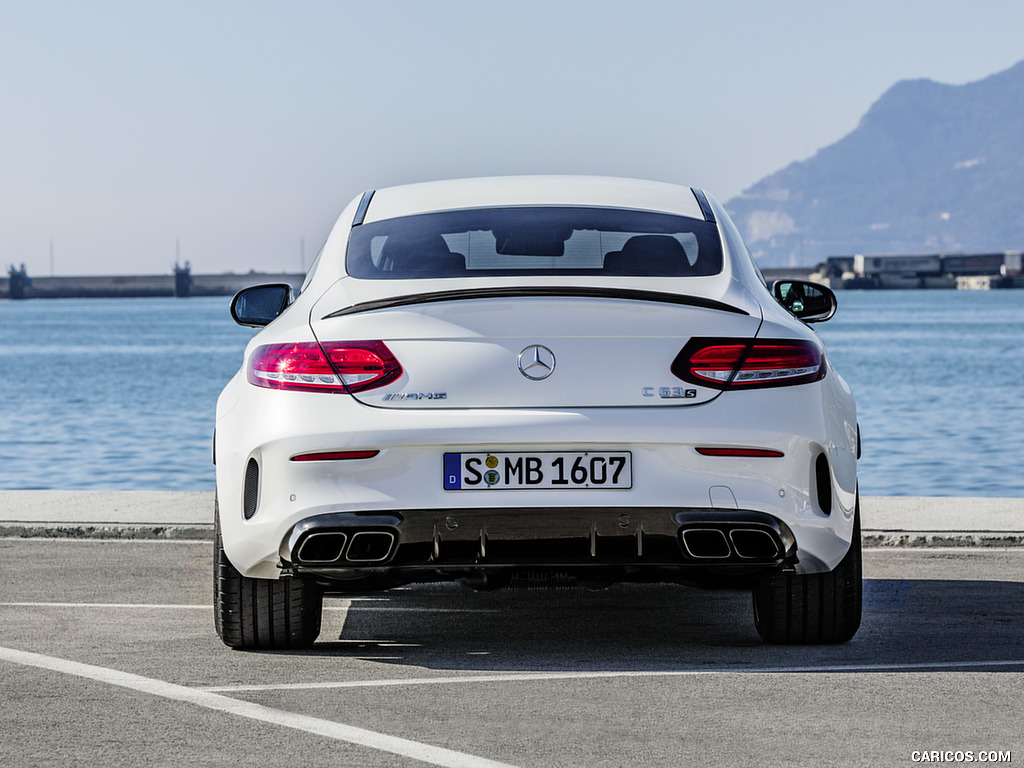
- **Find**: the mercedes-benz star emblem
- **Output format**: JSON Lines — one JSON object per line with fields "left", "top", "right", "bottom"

{"left": 518, "top": 345, "right": 556, "bottom": 380}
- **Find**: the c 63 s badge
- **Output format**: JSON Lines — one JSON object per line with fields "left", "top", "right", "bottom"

{"left": 643, "top": 386, "right": 697, "bottom": 399}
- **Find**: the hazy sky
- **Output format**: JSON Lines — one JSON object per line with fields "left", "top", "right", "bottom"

{"left": 4, "top": 0, "right": 1023, "bottom": 276}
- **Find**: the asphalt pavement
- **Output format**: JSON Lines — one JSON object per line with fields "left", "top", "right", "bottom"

{"left": 0, "top": 540, "right": 1021, "bottom": 767}
{"left": 0, "top": 492, "right": 1021, "bottom": 766}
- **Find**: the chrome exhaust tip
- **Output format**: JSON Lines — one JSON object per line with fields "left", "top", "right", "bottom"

{"left": 680, "top": 528, "right": 731, "bottom": 559}
{"left": 295, "top": 532, "right": 348, "bottom": 564}
{"left": 729, "top": 528, "right": 781, "bottom": 559}
{"left": 346, "top": 531, "right": 396, "bottom": 563}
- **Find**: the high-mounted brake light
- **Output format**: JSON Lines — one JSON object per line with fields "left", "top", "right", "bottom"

{"left": 672, "top": 338, "right": 824, "bottom": 389}
{"left": 247, "top": 341, "right": 402, "bottom": 393}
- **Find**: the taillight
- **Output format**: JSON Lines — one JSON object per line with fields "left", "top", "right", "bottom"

{"left": 247, "top": 341, "right": 402, "bottom": 393}
{"left": 322, "top": 342, "right": 403, "bottom": 392}
{"left": 672, "top": 338, "right": 824, "bottom": 389}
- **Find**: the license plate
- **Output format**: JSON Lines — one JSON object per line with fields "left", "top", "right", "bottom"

{"left": 443, "top": 451, "right": 632, "bottom": 490}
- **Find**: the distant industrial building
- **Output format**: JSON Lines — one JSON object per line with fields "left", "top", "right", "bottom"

{"left": 817, "top": 251, "right": 1023, "bottom": 289}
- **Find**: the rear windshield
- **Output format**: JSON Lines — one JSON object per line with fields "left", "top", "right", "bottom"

{"left": 346, "top": 207, "right": 723, "bottom": 279}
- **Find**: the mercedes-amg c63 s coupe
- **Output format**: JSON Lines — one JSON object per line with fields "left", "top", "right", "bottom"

{"left": 214, "top": 176, "right": 861, "bottom": 649}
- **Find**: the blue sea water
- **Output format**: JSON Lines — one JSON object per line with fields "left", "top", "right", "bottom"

{"left": 0, "top": 297, "right": 252, "bottom": 491}
{"left": 815, "top": 289, "right": 1024, "bottom": 498}
{"left": 1, "top": 291, "right": 1022, "bottom": 496}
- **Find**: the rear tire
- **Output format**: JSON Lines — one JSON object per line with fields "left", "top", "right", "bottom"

{"left": 214, "top": 499, "right": 322, "bottom": 650}
{"left": 752, "top": 499, "right": 862, "bottom": 644}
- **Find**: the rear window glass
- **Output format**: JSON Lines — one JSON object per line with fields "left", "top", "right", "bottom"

{"left": 345, "top": 207, "right": 723, "bottom": 279}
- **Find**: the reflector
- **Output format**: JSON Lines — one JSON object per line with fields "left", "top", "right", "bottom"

{"left": 696, "top": 448, "right": 785, "bottom": 457}
{"left": 290, "top": 450, "right": 380, "bottom": 462}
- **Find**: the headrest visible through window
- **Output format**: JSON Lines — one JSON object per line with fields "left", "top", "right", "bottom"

{"left": 379, "top": 235, "right": 466, "bottom": 277}
{"left": 604, "top": 235, "right": 693, "bottom": 275}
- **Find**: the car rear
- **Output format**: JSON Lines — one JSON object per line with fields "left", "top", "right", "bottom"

{"left": 214, "top": 176, "right": 859, "bottom": 649}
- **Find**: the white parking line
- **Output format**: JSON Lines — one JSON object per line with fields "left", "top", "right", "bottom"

{"left": 0, "top": 645, "right": 518, "bottom": 768}
{"left": 0, "top": 602, "right": 495, "bottom": 612}
{"left": 200, "top": 659, "right": 1024, "bottom": 693}
{"left": 0, "top": 602, "right": 210, "bottom": 609}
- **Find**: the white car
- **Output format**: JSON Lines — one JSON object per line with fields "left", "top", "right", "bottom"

{"left": 214, "top": 176, "right": 861, "bottom": 649}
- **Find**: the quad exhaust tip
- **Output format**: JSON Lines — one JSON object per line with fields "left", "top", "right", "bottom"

{"left": 346, "top": 531, "right": 396, "bottom": 562}
{"left": 680, "top": 528, "right": 731, "bottom": 559}
{"left": 296, "top": 532, "right": 348, "bottom": 563}
{"left": 294, "top": 530, "right": 395, "bottom": 564}
{"left": 729, "top": 528, "right": 780, "bottom": 559}
{"left": 680, "top": 526, "right": 781, "bottom": 560}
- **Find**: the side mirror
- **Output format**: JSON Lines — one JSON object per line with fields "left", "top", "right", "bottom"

{"left": 230, "top": 284, "right": 293, "bottom": 327}
{"left": 772, "top": 280, "right": 837, "bottom": 323}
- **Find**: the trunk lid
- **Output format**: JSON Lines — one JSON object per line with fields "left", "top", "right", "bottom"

{"left": 309, "top": 283, "right": 763, "bottom": 409}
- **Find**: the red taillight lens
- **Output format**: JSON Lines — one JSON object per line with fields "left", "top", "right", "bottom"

{"left": 322, "top": 343, "right": 403, "bottom": 391}
{"left": 731, "top": 344, "right": 823, "bottom": 387}
{"left": 672, "top": 338, "right": 824, "bottom": 389}
{"left": 681, "top": 344, "right": 747, "bottom": 386}
{"left": 247, "top": 341, "right": 402, "bottom": 393}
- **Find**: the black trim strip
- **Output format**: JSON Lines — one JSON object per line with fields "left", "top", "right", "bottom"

{"left": 323, "top": 286, "right": 749, "bottom": 318}
{"left": 691, "top": 188, "right": 717, "bottom": 224}
{"left": 352, "top": 190, "right": 375, "bottom": 226}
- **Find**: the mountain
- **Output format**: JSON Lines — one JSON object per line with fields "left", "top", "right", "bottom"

{"left": 725, "top": 60, "right": 1024, "bottom": 266}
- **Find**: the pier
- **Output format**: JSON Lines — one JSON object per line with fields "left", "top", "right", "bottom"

{"left": 2, "top": 264, "right": 303, "bottom": 300}
{"left": 5, "top": 252, "right": 1023, "bottom": 299}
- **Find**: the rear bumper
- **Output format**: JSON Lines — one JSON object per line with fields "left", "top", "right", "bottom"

{"left": 277, "top": 506, "right": 801, "bottom": 590}
{"left": 217, "top": 377, "right": 858, "bottom": 580}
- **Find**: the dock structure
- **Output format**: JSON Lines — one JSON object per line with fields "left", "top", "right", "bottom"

{"left": 817, "top": 251, "right": 1023, "bottom": 289}
{"left": 173, "top": 262, "right": 194, "bottom": 297}
{"left": 5, "top": 264, "right": 31, "bottom": 299}
{"left": 1, "top": 266, "right": 304, "bottom": 300}
{"left": 4, "top": 252, "right": 1022, "bottom": 298}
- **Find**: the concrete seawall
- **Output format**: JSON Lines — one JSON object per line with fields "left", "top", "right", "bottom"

{"left": 0, "top": 271, "right": 304, "bottom": 299}
{"left": 0, "top": 492, "right": 1020, "bottom": 547}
